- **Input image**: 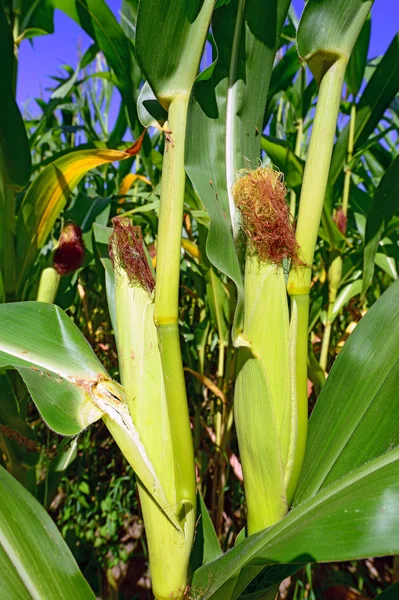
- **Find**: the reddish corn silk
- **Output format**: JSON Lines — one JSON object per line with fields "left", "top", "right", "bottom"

{"left": 109, "top": 218, "right": 155, "bottom": 294}
{"left": 53, "top": 223, "right": 85, "bottom": 275}
{"left": 334, "top": 208, "right": 347, "bottom": 235}
{"left": 232, "top": 167, "right": 301, "bottom": 266}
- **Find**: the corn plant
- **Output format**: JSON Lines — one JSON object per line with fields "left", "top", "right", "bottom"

{"left": 0, "top": 1, "right": 399, "bottom": 599}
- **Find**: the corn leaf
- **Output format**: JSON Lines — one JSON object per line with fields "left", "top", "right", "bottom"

{"left": 375, "top": 582, "right": 399, "bottom": 599}
{"left": 0, "top": 302, "right": 109, "bottom": 435}
{"left": 0, "top": 465, "right": 95, "bottom": 599}
{"left": 261, "top": 136, "right": 304, "bottom": 192}
{"left": 0, "top": 7, "right": 31, "bottom": 189}
{"left": 135, "top": 0, "right": 215, "bottom": 105}
{"left": 192, "top": 448, "right": 399, "bottom": 599}
{"left": 186, "top": 0, "right": 291, "bottom": 338}
{"left": 297, "top": 0, "right": 374, "bottom": 83}
{"left": 200, "top": 494, "right": 222, "bottom": 565}
{"left": 375, "top": 251, "right": 398, "bottom": 281}
{"left": 264, "top": 45, "right": 300, "bottom": 126}
{"left": 51, "top": 43, "right": 99, "bottom": 100}
{"left": 0, "top": 302, "right": 181, "bottom": 528}
{"left": 18, "top": 0, "right": 54, "bottom": 37}
{"left": 294, "top": 276, "right": 399, "bottom": 504}
{"left": 345, "top": 15, "right": 371, "bottom": 98}
{"left": 330, "top": 32, "right": 399, "bottom": 186}
{"left": 329, "top": 278, "right": 362, "bottom": 323}
{"left": 16, "top": 147, "right": 134, "bottom": 292}
{"left": 362, "top": 154, "right": 399, "bottom": 295}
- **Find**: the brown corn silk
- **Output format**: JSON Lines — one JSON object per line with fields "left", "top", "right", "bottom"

{"left": 232, "top": 167, "right": 300, "bottom": 265}
{"left": 109, "top": 218, "right": 155, "bottom": 294}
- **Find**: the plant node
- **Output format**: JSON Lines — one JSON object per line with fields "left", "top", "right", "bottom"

{"left": 232, "top": 167, "right": 301, "bottom": 265}
{"left": 109, "top": 218, "right": 155, "bottom": 294}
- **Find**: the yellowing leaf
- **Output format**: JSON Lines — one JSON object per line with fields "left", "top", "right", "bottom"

{"left": 16, "top": 134, "right": 146, "bottom": 292}
{"left": 118, "top": 173, "right": 152, "bottom": 198}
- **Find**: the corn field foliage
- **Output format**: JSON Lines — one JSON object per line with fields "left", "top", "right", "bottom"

{"left": 0, "top": 1, "right": 399, "bottom": 599}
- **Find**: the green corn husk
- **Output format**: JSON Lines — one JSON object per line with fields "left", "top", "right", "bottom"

{"left": 111, "top": 223, "right": 195, "bottom": 600}
{"left": 235, "top": 258, "right": 290, "bottom": 533}
{"left": 233, "top": 168, "right": 302, "bottom": 534}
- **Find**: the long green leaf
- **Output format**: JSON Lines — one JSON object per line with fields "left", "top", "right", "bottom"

{"left": 0, "top": 465, "right": 95, "bottom": 599}
{"left": 199, "top": 494, "right": 223, "bottom": 565}
{"left": 0, "top": 302, "right": 107, "bottom": 434}
{"left": 186, "top": 0, "right": 291, "bottom": 337}
{"left": 136, "top": 0, "right": 215, "bottom": 105}
{"left": 329, "top": 278, "right": 362, "bottom": 323}
{"left": 0, "top": 302, "right": 181, "bottom": 527}
{"left": 345, "top": 15, "right": 370, "bottom": 98}
{"left": 0, "top": 7, "right": 31, "bottom": 190}
{"left": 330, "top": 33, "right": 399, "bottom": 186}
{"left": 19, "top": 0, "right": 54, "bottom": 36}
{"left": 294, "top": 276, "right": 399, "bottom": 504}
{"left": 192, "top": 448, "right": 399, "bottom": 599}
{"left": 264, "top": 45, "right": 300, "bottom": 125}
{"left": 297, "top": 0, "right": 374, "bottom": 83}
{"left": 375, "top": 582, "right": 399, "bottom": 599}
{"left": 362, "top": 154, "right": 399, "bottom": 295}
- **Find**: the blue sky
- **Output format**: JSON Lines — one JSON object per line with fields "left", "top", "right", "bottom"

{"left": 17, "top": 1, "right": 399, "bottom": 113}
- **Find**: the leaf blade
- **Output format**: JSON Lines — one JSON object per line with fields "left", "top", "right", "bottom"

{"left": 16, "top": 147, "right": 133, "bottom": 290}
{"left": 192, "top": 448, "right": 399, "bottom": 599}
{"left": 0, "top": 466, "right": 95, "bottom": 599}
{"left": 295, "top": 277, "right": 399, "bottom": 504}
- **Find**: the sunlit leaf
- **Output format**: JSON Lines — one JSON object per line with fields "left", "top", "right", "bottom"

{"left": 297, "top": 0, "right": 374, "bottom": 83}
{"left": 0, "top": 465, "right": 95, "bottom": 599}
{"left": 295, "top": 277, "right": 399, "bottom": 503}
{"left": 136, "top": 0, "right": 215, "bottom": 105}
{"left": 192, "top": 448, "right": 399, "bottom": 599}
{"left": 16, "top": 144, "right": 142, "bottom": 292}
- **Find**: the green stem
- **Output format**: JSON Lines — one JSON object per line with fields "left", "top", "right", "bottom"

{"left": 112, "top": 268, "right": 194, "bottom": 600}
{"left": 287, "top": 59, "right": 347, "bottom": 295}
{"left": 12, "top": 0, "right": 20, "bottom": 96}
{"left": 36, "top": 267, "right": 61, "bottom": 303}
{"left": 154, "top": 94, "right": 196, "bottom": 508}
{"left": 341, "top": 102, "right": 356, "bottom": 218}
{"left": 217, "top": 340, "right": 225, "bottom": 379}
{"left": 319, "top": 254, "right": 342, "bottom": 371}
{"left": 287, "top": 58, "right": 347, "bottom": 497}
{"left": 286, "top": 293, "right": 309, "bottom": 502}
{"left": 320, "top": 101, "right": 355, "bottom": 370}
{"left": 289, "top": 117, "right": 303, "bottom": 217}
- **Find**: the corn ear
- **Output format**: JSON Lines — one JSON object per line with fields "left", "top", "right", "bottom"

{"left": 235, "top": 258, "right": 293, "bottom": 533}
{"left": 113, "top": 253, "right": 194, "bottom": 600}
